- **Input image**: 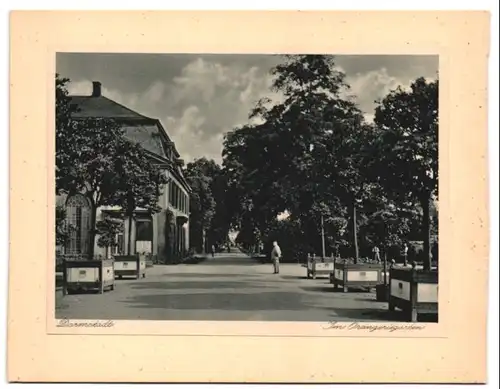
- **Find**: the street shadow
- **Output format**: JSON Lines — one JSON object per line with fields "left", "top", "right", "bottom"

{"left": 123, "top": 291, "right": 313, "bottom": 311}
{"left": 65, "top": 289, "right": 106, "bottom": 295}
{"left": 55, "top": 295, "right": 70, "bottom": 310}
{"left": 203, "top": 260, "right": 258, "bottom": 266}
{"left": 300, "top": 285, "right": 335, "bottom": 293}
{"left": 331, "top": 287, "right": 375, "bottom": 294}
{"left": 156, "top": 273, "right": 260, "bottom": 278}
{"left": 128, "top": 280, "right": 269, "bottom": 290}
{"left": 416, "top": 313, "right": 439, "bottom": 322}
{"left": 353, "top": 297, "right": 378, "bottom": 302}
{"left": 280, "top": 275, "right": 309, "bottom": 280}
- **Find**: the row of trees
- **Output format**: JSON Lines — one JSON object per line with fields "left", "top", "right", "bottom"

{"left": 221, "top": 55, "right": 438, "bottom": 270}
{"left": 56, "top": 54, "right": 439, "bottom": 270}
{"left": 184, "top": 158, "right": 231, "bottom": 253}
{"left": 55, "top": 74, "right": 167, "bottom": 258}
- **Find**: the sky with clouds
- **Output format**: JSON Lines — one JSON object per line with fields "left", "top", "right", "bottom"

{"left": 57, "top": 53, "right": 438, "bottom": 164}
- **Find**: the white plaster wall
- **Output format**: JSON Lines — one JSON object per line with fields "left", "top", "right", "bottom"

{"left": 136, "top": 241, "right": 152, "bottom": 253}
{"left": 347, "top": 270, "right": 378, "bottom": 282}
{"left": 314, "top": 263, "right": 334, "bottom": 271}
{"left": 102, "top": 265, "right": 114, "bottom": 281}
{"left": 390, "top": 279, "right": 411, "bottom": 300}
{"left": 67, "top": 267, "right": 98, "bottom": 282}
{"left": 417, "top": 283, "right": 438, "bottom": 303}
{"left": 114, "top": 261, "right": 138, "bottom": 271}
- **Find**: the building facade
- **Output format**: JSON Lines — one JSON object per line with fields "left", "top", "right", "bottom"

{"left": 57, "top": 81, "right": 191, "bottom": 263}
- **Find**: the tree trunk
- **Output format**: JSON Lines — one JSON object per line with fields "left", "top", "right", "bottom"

{"left": 353, "top": 202, "right": 359, "bottom": 264}
{"left": 421, "top": 193, "right": 432, "bottom": 271}
{"left": 320, "top": 214, "right": 326, "bottom": 258}
{"left": 127, "top": 214, "right": 133, "bottom": 255}
{"left": 89, "top": 203, "right": 97, "bottom": 259}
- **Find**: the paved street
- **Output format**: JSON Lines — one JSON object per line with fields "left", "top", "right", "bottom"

{"left": 56, "top": 250, "right": 408, "bottom": 322}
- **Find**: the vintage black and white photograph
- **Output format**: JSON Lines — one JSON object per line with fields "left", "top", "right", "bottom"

{"left": 55, "top": 53, "right": 439, "bottom": 323}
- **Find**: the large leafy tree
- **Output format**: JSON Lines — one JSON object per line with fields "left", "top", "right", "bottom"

{"left": 247, "top": 55, "right": 357, "bottom": 216}
{"left": 184, "top": 158, "right": 218, "bottom": 253}
{"left": 56, "top": 74, "right": 167, "bottom": 257}
{"left": 223, "top": 55, "right": 371, "bottom": 259}
{"left": 318, "top": 120, "right": 380, "bottom": 262}
{"left": 372, "top": 77, "right": 439, "bottom": 270}
{"left": 207, "top": 170, "right": 231, "bottom": 248}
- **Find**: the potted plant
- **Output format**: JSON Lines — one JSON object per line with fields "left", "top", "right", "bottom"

{"left": 375, "top": 252, "right": 390, "bottom": 302}
{"left": 332, "top": 256, "right": 383, "bottom": 292}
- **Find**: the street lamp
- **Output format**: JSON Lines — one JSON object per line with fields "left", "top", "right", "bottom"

{"left": 320, "top": 212, "right": 326, "bottom": 259}
{"left": 309, "top": 142, "right": 326, "bottom": 259}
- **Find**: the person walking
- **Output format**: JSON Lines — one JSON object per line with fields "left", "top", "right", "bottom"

{"left": 211, "top": 245, "right": 215, "bottom": 258}
{"left": 372, "top": 245, "right": 381, "bottom": 263}
{"left": 271, "top": 241, "right": 282, "bottom": 274}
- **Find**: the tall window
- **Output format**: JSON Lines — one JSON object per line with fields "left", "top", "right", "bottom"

{"left": 112, "top": 232, "right": 125, "bottom": 255}
{"left": 136, "top": 218, "right": 153, "bottom": 241}
{"left": 65, "top": 194, "right": 92, "bottom": 255}
{"left": 135, "top": 217, "right": 153, "bottom": 254}
{"left": 168, "top": 181, "right": 188, "bottom": 213}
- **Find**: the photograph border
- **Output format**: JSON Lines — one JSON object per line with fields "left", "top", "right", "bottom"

{"left": 9, "top": 10, "right": 489, "bottom": 383}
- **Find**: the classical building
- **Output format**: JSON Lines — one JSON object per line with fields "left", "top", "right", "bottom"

{"left": 57, "top": 81, "right": 191, "bottom": 263}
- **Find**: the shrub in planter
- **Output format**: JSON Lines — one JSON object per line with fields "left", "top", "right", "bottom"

{"left": 332, "top": 257, "right": 384, "bottom": 292}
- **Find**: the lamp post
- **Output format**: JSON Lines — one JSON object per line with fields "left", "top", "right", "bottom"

{"left": 320, "top": 213, "right": 326, "bottom": 259}
{"left": 309, "top": 143, "right": 326, "bottom": 259}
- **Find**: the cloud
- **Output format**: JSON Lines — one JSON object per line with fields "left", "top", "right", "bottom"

{"left": 346, "top": 67, "right": 412, "bottom": 115}
{"left": 67, "top": 80, "right": 92, "bottom": 95}
{"left": 62, "top": 54, "right": 438, "bottom": 165}
{"left": 164, "top": 106, "right": 224, "bottom": 162}
{"left": 144, "top": 81, "right": 165, "bottom": 103}
{"left": 156, "top": 58, "right": 278, "bottom": 163}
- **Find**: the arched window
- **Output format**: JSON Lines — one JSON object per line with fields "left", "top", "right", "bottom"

{"left": 65, "top": 194, "right": 92, "bottom": 256}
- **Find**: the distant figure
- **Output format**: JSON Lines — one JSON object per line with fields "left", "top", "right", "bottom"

{"left": 403, "top": 243, "right": 409, "bottom": 265}
{"left": 271, "top": 241, "right": 282, "bottom": 274}
{"left": 372, "top": 246, "right": 381, "bottom": 262}
{"left": 227, "top": 244, "right": 230, "bottom": 253}
{"left": 211, "top": 245, "right": 215, "bottom": 258}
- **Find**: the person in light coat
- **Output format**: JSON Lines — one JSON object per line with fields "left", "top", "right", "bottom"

{"left": 271, "top": 241, "right": 282, "bottom": 274}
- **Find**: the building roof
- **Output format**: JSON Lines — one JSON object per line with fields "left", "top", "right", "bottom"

{"left": 68, "top": 81, "right": 191, "bottom": 193}
{"left": 69, "top": 94, "right": 169, "bottom": 158}
{"left": 120, "top": 123, "right": 166, "bottom": 158}
{"left": 70, "top": 95, "right": 151, "bottom": 120}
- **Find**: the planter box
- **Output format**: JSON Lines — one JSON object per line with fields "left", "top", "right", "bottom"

{"left": 333, "top": 262, "right": 383, "bottom": 292}
{"left": 146, "top": 255, "right": 155, "bottom": 268}
{"left": 63, "top": 259, "right": 115, "bottom": 295}
{"left": 113, "top": 255, "right": 146, "bottom": 279}
{"left": 307, "top": 257, "right": 335, "bottom": 279}
{"left": 389, "top": 267, "right": 438, "bottom": 322}
{"left": 376, "top": 284, "right": 390, "bottom": 302}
